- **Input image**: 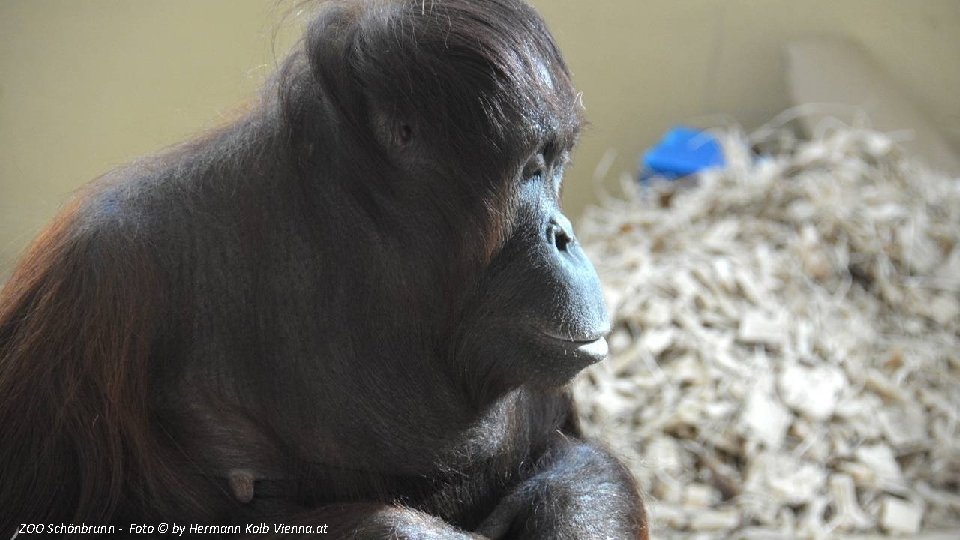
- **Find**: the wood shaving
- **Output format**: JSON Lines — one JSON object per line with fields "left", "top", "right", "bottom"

{"left": 572, "top": 120, "right": 960, "bottom": 538}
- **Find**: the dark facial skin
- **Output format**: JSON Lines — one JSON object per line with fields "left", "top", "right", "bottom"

{"left": 0, "top": 1, "right": 647, "bottom": 538}
{"left": 461, "top": 152, "right": 611, "bottom": 396}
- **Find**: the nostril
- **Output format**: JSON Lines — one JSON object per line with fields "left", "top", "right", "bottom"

{"left": 548, "top": 222, "right": 573, "bottom": 252}
{"left": 556, "top": 226, "right": 571, "bottom": 251}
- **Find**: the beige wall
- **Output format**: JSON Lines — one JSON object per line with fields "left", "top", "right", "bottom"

{"left": 2, "top": 1, "right": 959, "bottom": 276}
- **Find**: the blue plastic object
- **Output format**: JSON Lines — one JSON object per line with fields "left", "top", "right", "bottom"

{"left": 640, "top": 126, "right": 725, "bottom": 181}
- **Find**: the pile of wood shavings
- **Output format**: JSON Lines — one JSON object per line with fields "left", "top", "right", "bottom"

{"left": 572, "top": 124, "right": 960, "bottom": 538}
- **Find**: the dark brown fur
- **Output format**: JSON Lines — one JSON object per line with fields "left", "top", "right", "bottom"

{"left": 0, "top": 1, "right": 647, "bottom": 537}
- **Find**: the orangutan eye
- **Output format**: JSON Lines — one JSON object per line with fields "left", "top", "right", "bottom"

{"left": 524, "top": 153, "right": 547, "bottom": 182}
